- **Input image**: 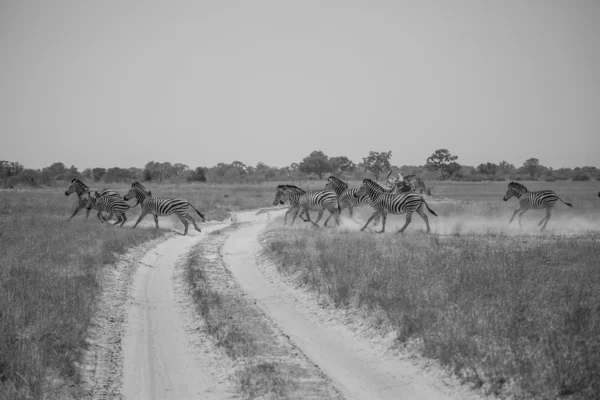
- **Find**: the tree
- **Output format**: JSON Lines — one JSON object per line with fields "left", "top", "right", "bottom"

{"left": 298, "top": 151, "right": 331, "bottom": 179}
{"left": 477, "top": 162, "right": 497, "bottom": 176}
{"left": 522, "top": 158, "right": 540, "bottom": 178}
{"left": 187, "top": 167, "right": 207, "bottom": 182}
{"left": 92, "top": 167, "right": 107, "bottom": 181}
{"left": 498, "top": 161, "right": 516, "bottom": 174}
{"left": 425, "top": 149, "right": 459, "bottom": 179}
{"left": 362, "top": 151, "right": 392, "bottom": 180}
{"left": 329, "top": 156, "right": 356, "bottom": 175}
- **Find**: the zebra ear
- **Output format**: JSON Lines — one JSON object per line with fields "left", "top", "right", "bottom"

{"left": 386, "top": 170, "right": 393, "bottom": 180}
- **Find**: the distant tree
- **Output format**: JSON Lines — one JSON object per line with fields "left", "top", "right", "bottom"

{"left": 522, "top": 158, "right": 540, "bottom": 178}
{"left": 43, "top": 162, "right": 67, "bottom": 178}
{"left": 498, "top": 161, "right": 516, "bottom": 174}
{"left": 187, "top": 167, "right": 207, "bottom": 182}
{"left": 329, "top": 156, "right": 356, "bottom": 175}
{"left": 92, "top": 167, "right": 107, "bottom": 181}
{"left": 362, "top": 151, "right": 392, "bottom": 181}
{"left": 142, "top": 168, "right": 152, "bottom": 181}
{"left": 298, "top": 151, "right": 332, "bottom": 179}
{"left": 477, "top": 162, "right": 497, "bottom": 176}
{"left": 426, "top": 149, "right": 459, "bottom": 179}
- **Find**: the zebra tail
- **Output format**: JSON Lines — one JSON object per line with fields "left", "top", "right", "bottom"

{"left": 423, "top": 199, "right": 438, "bottom": 217}
{"left": 189, "top": 203, "right": 206, "bottom": 221}
{"left": 558, "top": 197, "right": 573, "bottom": 208}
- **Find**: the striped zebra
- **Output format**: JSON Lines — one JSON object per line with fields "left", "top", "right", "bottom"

{"left": 272, "top": 185, "right": 309, "bottom": 225}
{"left": 354, "top": 179, "right": 437, "bottom": 233}
{"left": 85, "top": 191, "right": 131, "bottom": 227}
{"left": 294, "top": 189, "right": 341, "bottom": 227}
{"left": 503, "top": 181, "right": 573, "bottom": 231}
{"left": 123, "top": 182, "right": 205, "bottom": 235}
{"left": 323, "top": 176, "right": 384, "bottom": 226}
{"left": 64, "top": 179, "right": 120, "bottom": 220}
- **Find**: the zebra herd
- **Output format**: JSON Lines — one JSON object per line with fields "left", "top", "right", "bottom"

{"left": 66, "top": 176, "right": 583, "bottom": 235}
{"left": 274, "top": 177, "right": 579, "bottom": 233}
{"left": 65, "top": 179, "right": 206, "bottom": 235}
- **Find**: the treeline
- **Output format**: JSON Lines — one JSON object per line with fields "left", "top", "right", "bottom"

{"left": 1, "top": 149, "right": 599, "bottom": 188}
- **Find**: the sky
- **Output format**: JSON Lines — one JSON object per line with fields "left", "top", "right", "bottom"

{"left": 1, "top": 0, "right": 599, "bottom": 171}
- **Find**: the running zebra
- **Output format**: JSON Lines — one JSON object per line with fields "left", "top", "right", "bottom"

{"left": 64, "top": 179, "right": 120, "bottom": 220}
{"left": 324, "top": 176, "right": 383, "bottom": 226}
{"left": 354, "top": 179, "right": 437, "bottom": 233}
{"left": 85, "top": 191, "right": 131, "bottom": 227}
{"left": 272, "top": 185, "right": 309, "bottom": 225}
{"left": 503, "top": 182, "right": 572, "bottom": 231}
{"left": 123, "top": 182, "right": 205, "bottom": 235}
{"left": 324, "top": 176, "right": 371, "bottom": 218}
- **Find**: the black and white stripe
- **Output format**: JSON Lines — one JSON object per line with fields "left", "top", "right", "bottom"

{"left": 272, "top": 185, "right": 310, "bottom": 225}
{"left": 354, "top": 179, "right": 437, "bottom": 233}
{"left": 85, "top": 191, "right": 131, "bottom": 227}
{"left": 288, "top": 186, "right": 341, "bottom": 227}
{"left": 503, "top": 181, "right": 573, "bottom": 231}
{"left": 123, "top": 182, "right": 205, "bottom": 235}
{"left": 64, "top": 178, "right": 120, "bottom": 220}
{"left": 324, "top": 176, "right": 371, "bottom": 218}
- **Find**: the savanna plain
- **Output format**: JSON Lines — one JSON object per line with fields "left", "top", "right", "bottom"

{"left": 1, "top": 180, "right": 599, "bottom": 399}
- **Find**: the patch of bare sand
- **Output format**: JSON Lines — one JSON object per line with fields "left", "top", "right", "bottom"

{"left": 225, "top": 210, "right": 488, "bottom": 400}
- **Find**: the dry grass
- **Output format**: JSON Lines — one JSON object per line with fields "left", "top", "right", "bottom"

{"left": 182, "top": 226, "right": 339, "bottom": 399}
{"left": 261, "top": 181, "right": 600, "bottom": 400}
{"left": 0, "top": 191, "right": 163, "bottom": 399}
{"left": 0, "top": 182, "right": 277, "bottom": 399}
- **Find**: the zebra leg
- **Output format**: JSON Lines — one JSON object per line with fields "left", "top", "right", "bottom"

{"left": 69, "top": 206, "right": 84, "bottom": 220}
{"left": 131, "top": 211, "right": 150, "bottom": 229}
{"left": 508, "top": 208, "right": 521, "bottom": 224}
{"left": 378, "top": 213, "right": 388, "bottom": 234}
{"left": 348, "top": 206, "right": 353, "bottom": 218}
{"left": 415, "top": 207, "right": 431, "bottom": 233}
{"left": 153, "top": 215, "right": 159, "bottom": 229}
{"left": 360, "top": 211, "right": 381, "bottom": 232}
{"left": 290, "top": 207, "right": 301, "bottom": 225}
{"left": 119, "top": 213, "right": 127, "bottom": 227}
{"left": 313, "top": 210, "right": 325, "bottom": 227}
{"left": 539, "top": 208, "right": 552, "bottom": 231}
{"left": 517, "top": 209, "right": 529, "bottom": 227}
{"left": 112, "top": 214, "right": 122, "bottom": 225}
{"left": 187, "top": 214, "right": 202, "bottom": 232}
{"left": 398, "top": 212, "right": 415, "bottom": 233}
{"left": 284, "top": 207, "right": 292, "bottom": 225}
{"left": 181, "top": 218, "right": 189, "bottom": 235}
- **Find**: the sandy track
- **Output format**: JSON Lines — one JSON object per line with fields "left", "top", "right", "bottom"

{"left": 223, "top": 210, "right": 482, "bottom": 400}
{"left": 82, "top": 208, "right": 481, "bottom": 400}
{"left": 121, "top": 223, "right": 235, "bottom": 400}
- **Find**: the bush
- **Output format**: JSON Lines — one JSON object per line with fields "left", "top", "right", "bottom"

{"left": 573, "top": 174, "right": 591, "bottom": 181}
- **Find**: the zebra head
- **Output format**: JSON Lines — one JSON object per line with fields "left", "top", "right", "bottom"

{"left": 124, "top": 182, "right": 148, "bottom": 202}
{"left": 354, "top": 179, "right": 383, "bottom": 199}
{"left": 84, "top": 191, "right": 99, "bottom": 210}
{"left": 503, "top": 182, "right": 527, "bottom": 201}
{"left": 273, "top": 185, "right": 288, "bottom": 206}
{"left": 65, "top": 178, "right": 87, "bottom": 196}
{"left": 324, "top": 176, "right": 347, "bottom": 195}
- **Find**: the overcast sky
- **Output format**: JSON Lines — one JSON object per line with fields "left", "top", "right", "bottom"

{"left": 1, "top": 0, "right": 599, "bottom": 170}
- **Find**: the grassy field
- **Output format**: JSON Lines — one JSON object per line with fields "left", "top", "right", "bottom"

{"left": 0, "top": 182, "right": 278, "bottom": 399}
{"left": 261, "top": 180, "right": 600, "bottom": 399}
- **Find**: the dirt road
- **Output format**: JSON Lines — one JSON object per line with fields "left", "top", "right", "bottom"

{"left": 84, "top": 209, "right": 481, "bottom": 399}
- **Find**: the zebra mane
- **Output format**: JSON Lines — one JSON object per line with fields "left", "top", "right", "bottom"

{"left": 508, "top": 181, "right": 528, "bottom": 192}
{"left": 327, "top": 176, "right": 348, "bottom": 187}
{"left": 132, "top": 181, "right": 148, "bottom": 191}
{"left": 362, "top": 178, "right": 385, "bottom": 190}
{"left": 277, "top": 184, "right": 304, "bottom": 192}
{"left": 72, "top": 178, "right": 88, "bottom": 189}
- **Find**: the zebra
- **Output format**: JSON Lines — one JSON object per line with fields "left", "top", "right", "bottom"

{"left": 64, "top": 179, "right": 120, "bottom": 220}
{"left": 272, "top": 185, "right": 310, "bottom": 225}
{"left": 284, "top": 186, "right": 341, "bottom": 227}
{"left": 85, "top": 191, "right": 131, "bottom": 227}
{"left": 354, "top": 179, "right": 437, "bottom": 233}
{"left": 123, "top": 182, "right": 205, "bottom": 235}
{"left": 324, "top": 176, "right": 399, "bottom": 225}
{"left": 503, "top": 181, "right": 573, "bottom": 231}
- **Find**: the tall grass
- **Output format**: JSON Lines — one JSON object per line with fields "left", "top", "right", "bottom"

{"left": 0, "top": 183, "right": 275, "bottom": 399}
{"left": 261, "top": 181, "right": 600, "bottom": 399}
